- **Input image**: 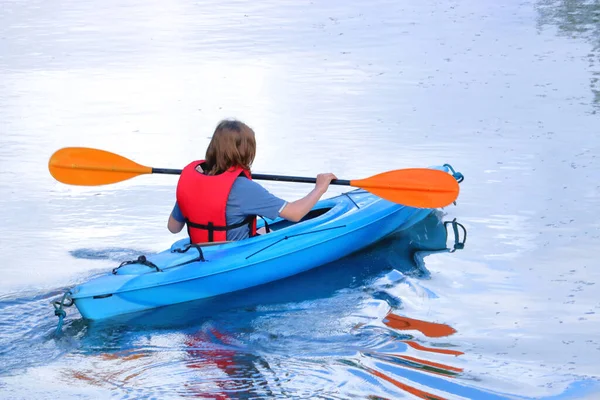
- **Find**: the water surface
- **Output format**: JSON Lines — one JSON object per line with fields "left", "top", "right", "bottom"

{"left": 1, "top": 0, "right": 599, "bottom": 398}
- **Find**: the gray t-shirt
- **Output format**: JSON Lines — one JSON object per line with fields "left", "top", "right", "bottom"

{"left": 172, "top": 177, "right": 287, "bottom": 241}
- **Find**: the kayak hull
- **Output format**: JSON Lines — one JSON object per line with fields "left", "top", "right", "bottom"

{"left": 69, "top": 165, "right": 461, "bottom": 320}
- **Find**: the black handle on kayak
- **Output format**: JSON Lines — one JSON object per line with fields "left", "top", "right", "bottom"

{"left": 151, "top": 168, "right": 351, "bottom": 186}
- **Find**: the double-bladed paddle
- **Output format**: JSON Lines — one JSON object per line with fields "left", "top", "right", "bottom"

{"left": 48, "top": 147, "right": 460, "bottom": 208}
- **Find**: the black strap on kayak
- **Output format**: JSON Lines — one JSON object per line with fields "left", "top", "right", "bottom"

{"left": 112, "top": 255, "right": 162, "bottom": 274}
{"left": 245, "top": 225, "right": 347, "bottom": 260}
{"left": 171, "top": 243, "right": 206, "bottom": 262}
{"left": 444, "top": 218, "right": 467, "bottom": 252}
{"left": 410, "top": 217, "right": 467, "bottom": 276}
{"left": 52, "top": 290, "right": 74, "bottom": 335}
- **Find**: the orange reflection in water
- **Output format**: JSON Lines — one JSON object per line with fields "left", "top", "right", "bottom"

{"left": 362, "top": 312, "right": 464, "bottom": 399}
{"left": 366, "top": 363, "right": 448, "bottom": 400}
{"left": 383, "top": 313, "right": 457, "bottom": 338}
{"left": 403, "top": 340, "right": 463, "bottom": 356}
{"left": 399, "top": 355, "right": 463, "bottom": 374}
{"left": 66, "top": 350, "right": 151, "bottom": 389}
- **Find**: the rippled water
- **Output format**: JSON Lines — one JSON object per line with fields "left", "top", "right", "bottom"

{"left": 1, "top": 0, "right": 599, "bottom": 398}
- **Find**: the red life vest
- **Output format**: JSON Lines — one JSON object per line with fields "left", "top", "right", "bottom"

{"left": 176, "top": 160, "right": 257, "bottom": 243}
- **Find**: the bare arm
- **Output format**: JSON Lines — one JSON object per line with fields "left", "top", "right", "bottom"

{"left": 279, "top": 173, "right": 337, "bottom": 222}
{"left": 168, "top": 213, "right": 185, "bottom": 233}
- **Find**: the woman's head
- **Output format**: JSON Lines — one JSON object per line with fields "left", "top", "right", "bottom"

{"left": 204, "top": 119, "right": 256, "bottom": 175}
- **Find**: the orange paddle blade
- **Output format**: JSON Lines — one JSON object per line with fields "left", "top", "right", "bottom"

{"left": 49, "top": 147, "right": 152, "bottom": 186}
{"left": 350, "top": 168, "right": 459, "bottom": 208}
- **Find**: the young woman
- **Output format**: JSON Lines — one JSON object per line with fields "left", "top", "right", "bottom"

{"left": 168, "top": 119, "right": 337, "bottom": 243}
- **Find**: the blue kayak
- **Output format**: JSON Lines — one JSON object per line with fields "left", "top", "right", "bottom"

{"left": 57, "top": 164, "right": 463, "bottom": 321}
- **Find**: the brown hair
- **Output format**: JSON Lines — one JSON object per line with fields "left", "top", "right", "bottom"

{"left": 204, "top": 119, "right": 256, "bottom": 175}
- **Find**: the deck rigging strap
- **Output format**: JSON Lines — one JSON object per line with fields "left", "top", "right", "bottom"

{"left": 342, "top": 191, "right": 362, "bottom": 209}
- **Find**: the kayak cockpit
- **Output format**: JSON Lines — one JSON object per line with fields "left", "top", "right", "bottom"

{"left": 266, "top": 206, "right": 333, "bottom": 232}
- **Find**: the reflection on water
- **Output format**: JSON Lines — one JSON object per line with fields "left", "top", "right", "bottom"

{"left": 361, "top": 313, "right": 464, "bottom": 399}
{"left": 383, "top": 313, "right": 458, "bottom": 338}
{"left": 536, "top": 0, "right": 600, "bottom": 108}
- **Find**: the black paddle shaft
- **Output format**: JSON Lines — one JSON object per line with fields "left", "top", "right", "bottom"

{"left": 151, "top": 168, "right": 351, "bottom": 186}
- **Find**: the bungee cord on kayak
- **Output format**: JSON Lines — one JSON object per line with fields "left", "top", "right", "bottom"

{"left": 112, "top": 255, "right": 162, "bottom": 274}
